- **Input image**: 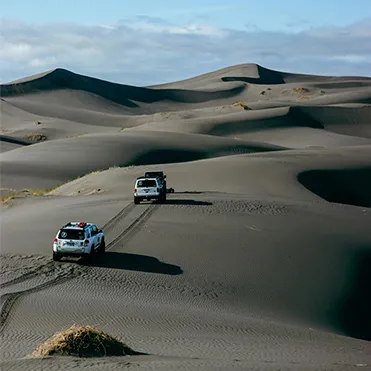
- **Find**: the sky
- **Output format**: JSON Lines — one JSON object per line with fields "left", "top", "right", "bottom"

{"left": 1, "top": 0, "right": 371, "bottom": 85}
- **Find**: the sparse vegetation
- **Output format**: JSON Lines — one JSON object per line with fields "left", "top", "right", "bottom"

{"left": 30, "top": 325, "right": 136, "bottom": 358}
{"left": 299, "top": 95, "right": 311, "bottom": 100}
{"left": 23, "top": 133, "right": 47, "bottom": 142}
{"left": 293, "top": 87, "right": 310, "bottom": 94}
{"left": 30, "top": 188, "right": 56, "bottom": 196}
{"left": 260, "top": 87, "right": 272, "bottom": 95}
{"left": 1, "top": 166, "right": 121, "bottom": 204}
{"left": 232, "top": 101, "right": 251, "bottom": 110}
{"left": 0, "top": 192, "right": 17, "bottom": 204}
{"left": 34, "top": 121, "right": 41, "bottom": 125}
{"left": 65, "top": 133, "right": 88, "bottom": 138}
{"left": 0, "top": 187, "right": 57, "bottom": 204}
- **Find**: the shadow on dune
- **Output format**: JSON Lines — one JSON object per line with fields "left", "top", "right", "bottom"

{"left": 297, "top": 167, "right": 371, "bottom": 208}
{"left": 0, "top": 134, "right": 33, "bottom": 146}
{"left": 175, "top": 191, "right": 204, "bottom": 194}
{"left": 92, "top": 252, "right": 183, "bottom": 275}
{"left": 332, "top": 247, "right": 371, "bottom": 341}
{"left": 221, "top": 65, "right": 286, "bottom": 85}
{"left": 208, "top": 107, "right": 324, "bottom": 137}
{"left": 127, "top": 146, "right": 278, "bottom": 169}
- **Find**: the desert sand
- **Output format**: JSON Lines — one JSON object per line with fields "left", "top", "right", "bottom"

{"left": 0, "top": 63, "right": 371, "bottom": 370}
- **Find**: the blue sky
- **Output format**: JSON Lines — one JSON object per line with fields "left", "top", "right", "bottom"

{"left": 1, "top": 0, "right": 371, "bottom": 84}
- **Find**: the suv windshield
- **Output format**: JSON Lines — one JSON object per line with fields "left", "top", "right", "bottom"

{"left": 137, "top": 179, "right": 157, "bottom": 188}
{"left": 58, "top": 229, "right": 85, "bottom": 240}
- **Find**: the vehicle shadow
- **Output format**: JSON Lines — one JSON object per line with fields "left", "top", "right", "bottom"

{"left": 92, "top": 252, "right": 183, "bottom": 275}
{"left": 162, "top": 199, "right": 212, "bottom": 206}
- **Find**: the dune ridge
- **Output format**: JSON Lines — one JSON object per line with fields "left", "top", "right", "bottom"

{"left": 1, "top": 63, "right": 370, "bottom": 371}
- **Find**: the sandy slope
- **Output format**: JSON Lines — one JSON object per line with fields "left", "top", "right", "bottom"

{"left": 1, "top": 64, "right": 371, "bottom": 370}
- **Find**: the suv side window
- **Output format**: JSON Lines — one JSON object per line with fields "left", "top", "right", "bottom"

{"left": 91, "top": 225, "right": 98, "bottom": 236}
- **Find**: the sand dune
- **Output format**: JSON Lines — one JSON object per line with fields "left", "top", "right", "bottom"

{"left": 0, "top": 131, "right": 284, "bottom": 190}
{"left": 1, "top": 64, "right": 371, "bottom": 370}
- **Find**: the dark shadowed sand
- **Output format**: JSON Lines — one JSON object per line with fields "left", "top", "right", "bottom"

{"left": 1, "top": 64, "right": 371, "bottom": 370}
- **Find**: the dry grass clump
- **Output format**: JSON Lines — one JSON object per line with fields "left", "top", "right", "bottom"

{"left": 23, "top": 133, "right": 47, "bottom": 142}
{"left": 0, "top": 187, "right": 57, "bottom": 204}
{"left": 293, "top": 87, "right": 310, "bottom": 94}
{"left": 232, "top": 101, "right": 251, "bottom": 110}
{"left": 30, "top": 187, "right": 57, "bottom": 196}
{"left": 30, "top": 325, "right": 137, "bottom": 358}
{"left": 0, "top": 191, "right": 17, "bottom": 204}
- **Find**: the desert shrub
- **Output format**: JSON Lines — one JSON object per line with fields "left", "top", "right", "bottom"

{"left": 232, "top": 101, "right": 251, "bottom": 110}
{"left": 30, "top": 325, "right": 136, "bottom": 358}
{"left": 23, "top": 133, "right": 47, "bottom": 142}
{"left": 293, "top": 87, "right": 309, "bottom": 93}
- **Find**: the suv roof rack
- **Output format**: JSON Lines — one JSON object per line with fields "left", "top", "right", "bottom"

{"left": 61, "top": 221, "right": 88, "bottom": 229}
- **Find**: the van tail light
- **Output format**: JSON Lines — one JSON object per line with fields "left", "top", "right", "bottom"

{"left": 53, "top": 238, "right": 58, "bottom": 243}
{"left": 84, "top": 239, "right": 89, "bottom": 245}
{"left": 134, "top": 188, "right": 137, "bottom": 193}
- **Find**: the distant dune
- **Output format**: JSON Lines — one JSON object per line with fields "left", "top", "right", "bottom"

{"left": 1, "top": 64, "right": 370, "bottom": 371}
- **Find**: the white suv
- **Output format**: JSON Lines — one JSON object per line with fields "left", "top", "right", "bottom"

{"left": 134, "top": 177, "right": 166, "bottom": 204}
{"left": 52, "top": 221, "right": 105, "bottom": 263}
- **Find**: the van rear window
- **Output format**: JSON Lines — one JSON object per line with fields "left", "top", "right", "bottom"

{"left": 137, "top": 179, "right": 157, "bottom": 188}
{"left": 137, "top": 179, "right": 157, "bottom": 187}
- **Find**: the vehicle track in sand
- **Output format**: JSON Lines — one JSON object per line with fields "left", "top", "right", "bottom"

{"left": 105, "top": 203, "right": 160, "bottom": 251}
{"left": 0, "top": 202, "right": 136, "bottom": 290}
{"left": 0, "top": 201, "right": 159, "bottom": 333}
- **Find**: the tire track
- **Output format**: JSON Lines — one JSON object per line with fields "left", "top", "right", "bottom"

{"left": 100, "top": 202, "right": 136, "bottom": 231}
{"left": 106, "top": 204, "right": 160, "bottom": 251}
{"left": 0, "top": 201, "right": 159, "bottom": 333}
{"left": 0, "top": 202, "right": 136, "bottom": 289}
{"left": 0, "top": 261, "right": 55, "bottom": 289}
{"left": 0, "top": 272, "right": 78, "bottom": 333}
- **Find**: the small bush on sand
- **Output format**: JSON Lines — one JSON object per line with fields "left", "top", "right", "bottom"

{"left": 0, "top": 187, "right": 57, "bottom": 203}
{"left": 34, "top": 121, "right": 41, "bottom": 125}
{"left": 232, "top": 101, "right": 251, "bottom": 110}
{"left": 30, "top": 325, "right": 137, "bottom": 358}
{"left": 23, "top": 133, "right": 47, "bottom": 142}
{"left": 293, "top": 87, "right": 309, "bottom": 94}
{"left": 0, "top": 192, "right": 17, "bottom": 204}
{"left": 30, "top": 187, "right": 56, "bottom": 196}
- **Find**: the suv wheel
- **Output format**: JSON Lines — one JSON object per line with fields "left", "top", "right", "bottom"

{"left": 83, "top": 246, "right": 95, "bottom": 264}
{"left": 134, "top": 197, "right": 140, "bottom": 204}
{"left": 53, "top": 252, "right": 61, "bottom": 262}
{"left": 99, "top": 238, "right": 106, "bottom": 253}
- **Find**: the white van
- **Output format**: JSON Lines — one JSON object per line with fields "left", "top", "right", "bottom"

{"left": 133, "top": 177, "right": 166, "bottom": 204}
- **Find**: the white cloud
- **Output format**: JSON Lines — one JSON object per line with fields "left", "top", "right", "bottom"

{"left": 1, "top": 17, "right": 370, "bottom": 85}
